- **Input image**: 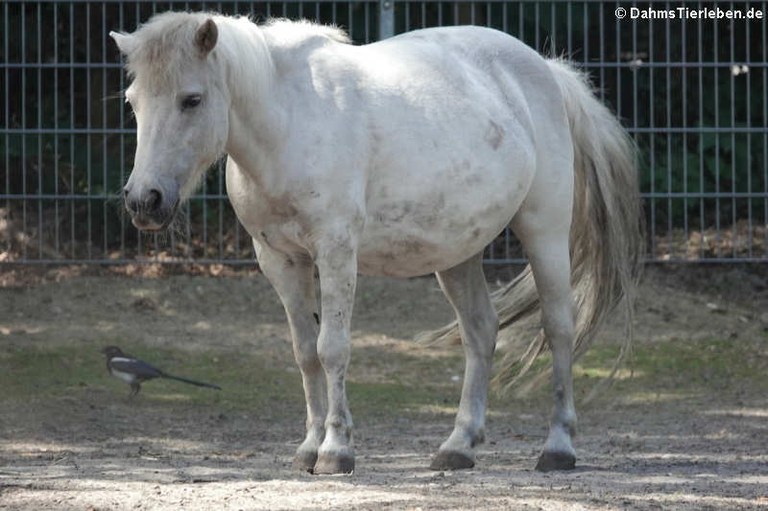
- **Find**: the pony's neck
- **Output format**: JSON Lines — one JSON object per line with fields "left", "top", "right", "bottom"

{"left": 218, "top": 18, "right": 286, "bottom": 172}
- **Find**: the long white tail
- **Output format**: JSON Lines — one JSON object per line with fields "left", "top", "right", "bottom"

{"left": 419, "top": 59, "right": 645, "bottom": 393}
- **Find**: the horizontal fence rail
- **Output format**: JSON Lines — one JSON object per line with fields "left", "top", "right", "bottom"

{"left": 1, "top": 0, "right": 767, "bottom": 266}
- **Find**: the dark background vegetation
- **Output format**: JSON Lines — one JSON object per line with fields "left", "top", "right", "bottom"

{"left": 1, "top": 1, "right": 765, "bottom": 261}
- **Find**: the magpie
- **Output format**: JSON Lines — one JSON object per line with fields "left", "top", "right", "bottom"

{"left": 101, "top": 346, "right": 221, "bottom": 396}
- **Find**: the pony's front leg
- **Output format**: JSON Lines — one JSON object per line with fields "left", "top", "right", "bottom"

{"left": 253, "top": 240, "right": 326, "bottom": 472}
{"left": 312, "top": 237, "right": 358, "bottom": 475}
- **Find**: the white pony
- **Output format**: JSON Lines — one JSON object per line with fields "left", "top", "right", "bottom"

{"left": 111, "top": 12, "right": 643, "bottom": 475}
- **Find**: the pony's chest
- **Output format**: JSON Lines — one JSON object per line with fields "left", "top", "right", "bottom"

{"left": 225, "top": 173, "right": 312, "bottom": 258}
{"left": 229, "top": 193, "right": 308, "bottom": 253}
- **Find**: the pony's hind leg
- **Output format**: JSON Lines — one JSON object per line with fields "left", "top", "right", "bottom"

{"left": 512, "top": 214, "right": 577, "bottom": 472}
{"left": 430, "top": 253, "right": 499, "bottom": 470}
{"left": 253, "top": 240, "right": 326, "bottom": 473}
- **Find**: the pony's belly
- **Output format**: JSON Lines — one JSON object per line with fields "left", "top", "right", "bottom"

{"left": 358, "top": 150, "right": 533, "bottom": 277}
{"left": 357, "top": 201, "right": 519, "bottom": 277}
{"left": 357, "top": 238, "right": 484, "bottom": 277}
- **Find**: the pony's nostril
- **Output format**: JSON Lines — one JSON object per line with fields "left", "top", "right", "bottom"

{"left": 145, "top": 189, "right": 162, "bottom": 211}
{"left": 125, "top": 195, "right": 139, "bottom": 215}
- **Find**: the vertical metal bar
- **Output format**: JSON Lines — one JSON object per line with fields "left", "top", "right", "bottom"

{"left": 681, "top": 1, "right": 688, "bottom": 258}
{"left": 598, "top": 2, "right": 605, "bottom": 100}
{"left": 631, "top": 0, "right": 640, "bottom": 256}
{"left": 764, "top": 1, "right": 768, "bottom": 258}
{"left": 87, "top": 3, "right": 93, "bottom": 259}
{"left": 21, "top": 3, "right": 27, "bottom": 260}
{"left": 729, "top": 0, "right": 737, "bottom": 258}
{"left": 3, "top": 1, "right": 9, "bottom": 256}
{"left": 648, "top": 6, "right": 656, "bottom": 258}
{"left": 549, "top": 1, "right": 554, "bottom": 53}
{"left": 37, "top": 2, "right": 43, "bottom": 259}
{"left": 744, "top": 4, "right": 752, "bottom": 257}
{"left": 615, "top": 1, "right": 621, "bottom": 117}
{"left": 103, "top": 2, "right": 109, "bottom": 258}
{"left": 54, "top": 2, "right": 60, "bottom": 257}
{"left": 346, "top": 1, "right": 353, "bottom": 43}
{"left": 582, "top": 1, "right": 587, "bottom": 66}
{"left": 697, "top": 0, "right": 704, "bottom": 260}
{"left": 665, "top": 2, "right": 672, "bottom": 257}
{"left": 378, "top": 0, "right": 394, "bottom": 40}
{"left": 70, "top": 2, "right": 76, "bottom": 259}
{"left": 501, "top": 2, "right": 507, "bottom": 34}
{"left": 713, "top": 6, "right": 721, "bottom": 258}
{"left": 566, "top": 0, "right": 571, "bottom": 57}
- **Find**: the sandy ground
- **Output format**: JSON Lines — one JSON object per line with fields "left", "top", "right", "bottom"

{"left": 0, "top": 264, "right": 767, "bottom": 510}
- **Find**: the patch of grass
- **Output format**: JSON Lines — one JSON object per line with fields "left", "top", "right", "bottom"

{"left": 348, "top": 345, "right": 469, "bottom": 418}
{"left": 2, "top": 335, "right": 765, "bottom": 422}
{"left": 478, "top": 336, "right": 768, "bottom": 407}
{"left": 349, "top": 380, "right": 455, "bottom": 419}
{"left": 0, "top": 341, "right": 306, "bottom": 414}
{"left": 1, "top": 342, "right": 103, "bottom": 399}
{"left": 574, "top": 337, "right": 768, "bottom": 402}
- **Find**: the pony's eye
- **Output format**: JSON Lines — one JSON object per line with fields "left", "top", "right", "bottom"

{"left": 181, "top": 94, "right": 202, "bottom": 111}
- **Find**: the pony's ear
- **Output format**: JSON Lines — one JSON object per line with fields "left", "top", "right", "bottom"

{"left": 195, "top": 18, "right": 218, "bottom": 56}
{"left": 110, "top": 31, "right": 136, "bottom": 55}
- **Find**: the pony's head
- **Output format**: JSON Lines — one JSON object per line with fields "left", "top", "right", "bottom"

{"left": 111, "top": 13, "right": 229, "bottom": 230}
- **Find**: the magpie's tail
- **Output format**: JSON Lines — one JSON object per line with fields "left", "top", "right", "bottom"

{"left": 161, "top": 373, "right": 221, "bottom": 390}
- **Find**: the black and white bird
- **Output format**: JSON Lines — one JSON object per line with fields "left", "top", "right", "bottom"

{"left": 101, "top": 345, "right": 221, "bottom": 396}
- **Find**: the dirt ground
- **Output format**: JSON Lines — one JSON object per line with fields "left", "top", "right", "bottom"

{"left": 0, "top": 264, "right": 767, "bottom": 510}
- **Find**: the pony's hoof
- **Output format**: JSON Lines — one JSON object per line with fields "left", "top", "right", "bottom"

{"left": 429, "top": 450, "right": 475, "bottom": 471}
{"left": 535, "top": 451, "right": 576, "bottom": 472}
{"left": 293, "top": 450, "right": 318, "bottom": 473}
{"left": 313, "top": 452, "right": 355, "bottom": 475}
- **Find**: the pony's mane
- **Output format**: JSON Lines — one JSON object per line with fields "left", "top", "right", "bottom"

{"left": 263, "top": 18, "right": 351, "bottom": 46}
{"left": 118, "top": 12, "right": 350, "bottom": 92}
{"left": 120, "top": 11, "right": 216, "bottom": 88}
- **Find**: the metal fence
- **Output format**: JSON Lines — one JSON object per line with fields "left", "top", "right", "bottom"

{"left": 2, "top": 0, "right": 767, "bottom": 266}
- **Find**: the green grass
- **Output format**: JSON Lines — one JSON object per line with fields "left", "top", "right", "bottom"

{"left": 0, "top": 340, "right": 460, "bottom": 421}
{"left": 1, "top": 343, "right": 103, "bottom": 399}
{"left": 574, "top": 336, "right": 768, "bottom": 403}
{"left": 0, "top": 342, "right": 304, "bottom": 412}
{"left": 1, "top": 335, "right": 765, "bottom": 416}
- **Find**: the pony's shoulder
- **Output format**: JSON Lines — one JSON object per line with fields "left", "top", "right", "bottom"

{"left": 262, "top": 18, "right": 351, "bottom": 46}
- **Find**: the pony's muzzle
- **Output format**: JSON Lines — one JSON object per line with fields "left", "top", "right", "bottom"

{"left": 124, "top": 186, "right": 173, "bottom": 231}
